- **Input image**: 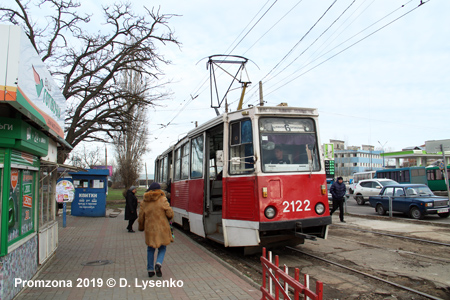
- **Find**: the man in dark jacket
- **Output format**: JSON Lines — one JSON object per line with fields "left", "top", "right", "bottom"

{"left": 125, "top": 186, "right": 138, "bottom": 232}
{"left": 330, "top": 177, "right": 346, "bottom": 223}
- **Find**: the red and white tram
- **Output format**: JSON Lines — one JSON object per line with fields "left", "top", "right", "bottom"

{"left": 154, "top": 104, "right": 331, "bottom": 250}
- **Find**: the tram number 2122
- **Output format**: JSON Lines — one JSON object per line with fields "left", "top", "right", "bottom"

{"left": 282, "top": 200, "right": 311, "bottom": 213}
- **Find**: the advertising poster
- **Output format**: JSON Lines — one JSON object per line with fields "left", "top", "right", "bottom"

{"left": 21, "top": 170, "right": 34, "bottom": 234}
{"left": 56, "top": 180, "right": 75, "bottom": 202}
{"left": 8, "top": 169, "right": 20, "bottom": 242}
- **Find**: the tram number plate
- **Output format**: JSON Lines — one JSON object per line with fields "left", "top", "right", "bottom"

{"left": 438, "top": 208, "right": 449, "bottom": 213}
{"left": 282, "top": 200, "right": 311, "bottom": 213}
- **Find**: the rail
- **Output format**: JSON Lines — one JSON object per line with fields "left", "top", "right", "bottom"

{"left": 260, "top": 247, "right": 323, "bottom": 300}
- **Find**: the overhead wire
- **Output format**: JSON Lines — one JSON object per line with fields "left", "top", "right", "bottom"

{"left": 264, "top": 0, "right": 408, "bottom": 93}
{"left": 263, "top": 0, "right": 422, "bottom": 98}
{"left": 267, "top": 0, "right": 357, "bottom": 83}
{"left": 224, "top": 0, "right": 273, "bottom": 55}
{"left": 226, "top": 0, "right": 279, "bottom": 55}
{"left": 243, "top": 0, "right": 305, "bottom": 58}
{"left": 243, "top": 0, "right": 361, "bottom": 107}
{"left": 259, "top": 0, "right": 339, "bottom": 84}
{"left": 150, "top": 0, "right": 277, "bottom": 141}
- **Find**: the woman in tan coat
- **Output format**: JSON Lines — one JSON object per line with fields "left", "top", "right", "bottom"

{"left": 138, "top": 182, "right": 174, "bottom": 277}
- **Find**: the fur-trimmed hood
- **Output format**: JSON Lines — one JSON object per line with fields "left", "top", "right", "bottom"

{"left": 143, "top": 189, "right": 165, "bottom": 202}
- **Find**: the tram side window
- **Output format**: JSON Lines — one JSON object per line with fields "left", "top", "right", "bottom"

{"left": 191, "top": 136, "right": 204, "bottom": 178}
{"left": 157, "top": 159, "right": 163, "bottom": 183}
{"left": 163, "top": 156, "right": 169, "bottom": 183}
{"left": 181, "top": 143, "right": 190, "bottom": 180}
{"left": 174, "top": 148, "right": 181, "bottom": 181}
{"left": 229, "top": 119, "right": 254, "bottom": 175}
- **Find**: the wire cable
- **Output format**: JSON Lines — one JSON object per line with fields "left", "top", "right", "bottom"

{"left": 268, "top": 0, "right": 357, "bottom": 82}
{"left": 260, "top": 0, "right": 339, "bottom": 83}
{"left": 226, "top": 0, "right": 279, "bottom": 55}
{"left": 264, "top": 0, "right": 423, "bottom": 98}
{"left": 242, "top": 0, "right": 305, "bottom": 56}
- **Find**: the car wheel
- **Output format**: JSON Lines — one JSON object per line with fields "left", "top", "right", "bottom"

{"left": 376, "top": 204, "right": 386, "bottom": 216}
{"left": 355, "top": 195, "right": 365, "bottom": 205}
{"left": 438, "top": 212, "right": 450, "bottom": 218}
{"left": 410, "top": 207, "right": 423, "bottom": 220}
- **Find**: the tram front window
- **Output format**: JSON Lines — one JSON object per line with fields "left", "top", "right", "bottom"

{"left": 260, "top": 117, "right": 320, "bottom": 173}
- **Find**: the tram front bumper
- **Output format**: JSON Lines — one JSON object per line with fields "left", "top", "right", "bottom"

{"left": 259, "top": 216, "right": 331, "bottom": 240}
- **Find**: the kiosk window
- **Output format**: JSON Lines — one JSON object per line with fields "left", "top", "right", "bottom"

{"left": 74, "top": 179, "right": 89, "bottom": 188}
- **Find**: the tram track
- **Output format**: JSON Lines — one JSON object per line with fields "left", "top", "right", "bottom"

{"left": 331, "top": 223, "right": 450, "bottom": 247}
{"left": 285, "top": 246, "right": 445, "bottom": 300}
{"left": 328, "top": 236, "right": 450, "bottom": 263}
{"left": 182, "top": 222, "right": 450, "bottom": 299}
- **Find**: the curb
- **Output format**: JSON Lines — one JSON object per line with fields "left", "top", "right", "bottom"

{"left": 345, "top": 212, "right": 450, "bottom": 228}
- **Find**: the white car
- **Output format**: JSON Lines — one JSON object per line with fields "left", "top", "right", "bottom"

{"left": 353, "top": 179, "right": 399, "bottom": 205}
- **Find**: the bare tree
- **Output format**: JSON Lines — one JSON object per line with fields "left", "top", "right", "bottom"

{"left": 1, "top": 0, "right": 180, "bottom": 162}
{"left": 113, "top": 67, "right": 148, "bottom": 188}
{"left": 67, "top": 145, "right": 103, "bottom": 169}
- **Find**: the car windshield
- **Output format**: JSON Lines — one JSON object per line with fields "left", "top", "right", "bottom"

{"left": 405, "top": 186, "right": 434, "bottom": 196}
{"left": 379, "top": 180, "right": 398, "bottom": 187}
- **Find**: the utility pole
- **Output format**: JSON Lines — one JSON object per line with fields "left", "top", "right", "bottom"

{"left": 440, "top": 144, "right": 450, "bottom": 203}
{"left": 259, "top": 81, "right": 264, "bottom": 106}
{"left": 378, "top": 141, "right": 387, "bottom": 168}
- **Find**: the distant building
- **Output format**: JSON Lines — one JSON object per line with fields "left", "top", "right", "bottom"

{"left": 328, "top": 140, "right": 383, "bottom": 181}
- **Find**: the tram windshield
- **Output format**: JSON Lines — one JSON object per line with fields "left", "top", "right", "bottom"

{"left": 260, "top": 117, "right": 320, "bottom": 173}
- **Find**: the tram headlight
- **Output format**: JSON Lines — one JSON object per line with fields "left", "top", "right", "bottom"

{"left": 315, "top": 203, "right": 325, "bottom": 215}
{"left": 264, "top": 206, "right": 276, "bottom": 219}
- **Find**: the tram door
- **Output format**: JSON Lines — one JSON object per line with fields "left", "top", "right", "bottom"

{"left": 203, "top": 125, "right": 224, "bottom": 243}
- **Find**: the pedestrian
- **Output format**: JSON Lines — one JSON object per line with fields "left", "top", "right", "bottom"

{"left": 139, "top": 182, "right": 174, "bottom": 277}
{"left": 124, "top": 186, "right": 138, "bottom": 232}
{"left": 330, "top": 177, "right": 347, "bottom": 223}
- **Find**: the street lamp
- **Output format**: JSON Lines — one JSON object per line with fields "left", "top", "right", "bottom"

{"left": 378, "top": 141, "right": 387, "bottom": 168}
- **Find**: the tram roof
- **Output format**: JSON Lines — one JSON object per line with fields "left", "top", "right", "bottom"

{"left": 155, "top": 105, "right": 319, "bottom": 159}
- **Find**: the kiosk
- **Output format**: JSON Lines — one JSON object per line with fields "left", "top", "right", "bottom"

{"left": 70, "top": 169, "right": 109, "bottom": 217}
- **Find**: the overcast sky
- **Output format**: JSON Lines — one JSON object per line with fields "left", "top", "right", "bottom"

{"left": 52, "top": 0, "right": 450, "bottom": 173}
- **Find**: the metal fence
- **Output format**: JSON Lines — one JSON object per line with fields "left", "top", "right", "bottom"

{"left": 260, "top": 247, "right": 323, "bottom": 300}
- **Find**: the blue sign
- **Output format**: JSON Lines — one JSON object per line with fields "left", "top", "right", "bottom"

{"left": 69, "top": 169, "right": 109, "bottom": 217}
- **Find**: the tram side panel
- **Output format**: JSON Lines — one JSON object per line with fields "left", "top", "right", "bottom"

{"left": 222, "top": 176, "right": 259, "bottom": 247}
{"left": 187, "top": 179, "right": 205, "bottom": 237}
{"left": 171, "top": 179, "right": 206, "bottom": 237}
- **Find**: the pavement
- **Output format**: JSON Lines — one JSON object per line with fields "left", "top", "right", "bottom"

{"left": 14, "top": 209, "right": 261, "bottom": 300}
{"left": 13, "top": 208, "right": 450, "bottom": 300}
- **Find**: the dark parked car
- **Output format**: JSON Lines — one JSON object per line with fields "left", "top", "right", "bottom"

{"left": 368, "top": 184, "right": 450, "bottom": 220}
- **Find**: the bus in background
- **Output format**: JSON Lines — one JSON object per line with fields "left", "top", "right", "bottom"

{"left": 376, "top": 167, "right": 427, "bottom": 185}
{"left": 426, "top": 166, "right": 450, "bottom": 191}
{"left": 349, "top": 171, "right": 376, "bottom": 194}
